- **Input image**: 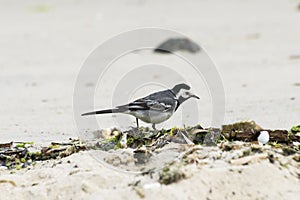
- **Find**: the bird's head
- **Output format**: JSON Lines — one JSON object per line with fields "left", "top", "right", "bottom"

{"left": 171, "top": 83, "right": 200, "bottom": 103}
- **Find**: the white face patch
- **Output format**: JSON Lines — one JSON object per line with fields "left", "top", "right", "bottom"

{"left": 176, "top": 88, "right": 190, "bottom": 99}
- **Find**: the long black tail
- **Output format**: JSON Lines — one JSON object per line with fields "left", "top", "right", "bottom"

{"left": 81, "top": 109, "right": 117, "bottom": 116}
{"left": 81, "top": 105, "right": 130, "bottom": 116}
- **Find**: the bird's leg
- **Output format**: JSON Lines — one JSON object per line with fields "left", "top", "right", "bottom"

{"left": 136, "top": 118, "right": 139, "bottom": 129}
{"left": 152, "top": 124, "right": 156, "bottom": 130}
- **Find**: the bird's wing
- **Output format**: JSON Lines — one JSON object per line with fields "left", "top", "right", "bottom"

{"left": 123, "top": 96, "right": 175, "bottom": 112}
{"left": 115, "top": 90, "right": 178, "bottom": 113}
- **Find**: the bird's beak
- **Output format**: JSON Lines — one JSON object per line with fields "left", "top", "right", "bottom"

{"left": 191, "top": 93, "right": 200, "bottom": 99}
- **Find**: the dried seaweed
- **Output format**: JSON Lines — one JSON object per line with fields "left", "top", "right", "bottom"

{"left": 1, "top": 121, "right": 299, "bottom": 171}
{"left": 0, "top": 139, "right": 86, "bottom": 170}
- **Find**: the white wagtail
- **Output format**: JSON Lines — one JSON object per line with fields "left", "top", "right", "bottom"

{"left": 81, "top": 83, "right": 200, "bottom": 129}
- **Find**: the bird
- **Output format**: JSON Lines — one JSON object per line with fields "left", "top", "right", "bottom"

{"left": 81, "top": 83, "right": 200, "bottom": 130}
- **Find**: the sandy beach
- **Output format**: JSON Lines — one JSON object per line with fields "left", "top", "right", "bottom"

{"left": 0, "top": 0, "right": 300, "bottom": 199}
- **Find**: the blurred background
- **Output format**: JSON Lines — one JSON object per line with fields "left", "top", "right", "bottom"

{"left": 0, "top": 0, "right": 300, "bottom": 143}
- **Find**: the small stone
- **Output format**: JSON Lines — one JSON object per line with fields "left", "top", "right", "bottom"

{"left": 0, "top": 166, "right": 8, "bottom": 170}
{"left": 120, "top": 133, "right": 128, "bottom": 148}
{"left": 154, "top": 38, "right": 201, "bottom": 53}
{"left": 257, "top": 131, "right": 269, "bottom": 146}
{"left": 101, "top": 128, "right": 112, "bottom": 139}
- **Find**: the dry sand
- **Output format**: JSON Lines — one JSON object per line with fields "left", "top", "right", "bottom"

{"left": 0, "top": 143, "right": 299, "bottom": 200}
{"left": 0, "top": 0, "right": 300, "bottom": 199}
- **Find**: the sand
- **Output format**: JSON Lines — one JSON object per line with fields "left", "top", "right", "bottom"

{"left": 0, "top": 143, "right": 299, "bottom": 200}
{"left": 0, "top": 0, "right": 300, "bottom": 199}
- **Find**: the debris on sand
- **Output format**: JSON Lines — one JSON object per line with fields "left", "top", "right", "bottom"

{"left": 289, "top": 55, "right": 300, "bottom": 60}
{"left": 83, "top": 121, "right": 300, "bottom": 177}
{"left": 154, "top": 38, "right": 201, "bottom": 53}
{"left": 293, "top": 83, "right": 300, "bottom": 87}
{"left": 158, "top": 164, "right": 186, "bottom": 185}
{"left": 221, "top": 120, "right": 262, "bottom": 141}
{"left": 291, "top": 125, "right": 300, "bottom": 135}
{"left": 221, "top": 121, "right": 299, "bottom": 144}
{"left": 1, "top": 121, "right": 299, "bottom": 176}
{"left": 0, "top": 179, "right": 17, "bottom": 187}
{"left": 230, "top": 153, "right": 268, "bottom": 165}
{"left": 0, "top": 139, "right": 86, "bottom": 170}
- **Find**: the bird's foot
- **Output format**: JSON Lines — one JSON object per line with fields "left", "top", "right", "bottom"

{"left": 152, "top": 124, "right": 157, "bottom": 130}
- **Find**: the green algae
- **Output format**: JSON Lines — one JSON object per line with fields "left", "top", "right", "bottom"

{"left": 158, "top": 164, "right": 186, "bottom": 185}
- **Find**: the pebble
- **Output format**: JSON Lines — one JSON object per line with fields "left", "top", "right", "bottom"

{"left": 258, "top": 131, "right": 269, "bottom": 146}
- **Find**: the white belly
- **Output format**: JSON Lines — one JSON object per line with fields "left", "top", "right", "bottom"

{"left": 130, "top": 110, "right": 174, "bottom": 124}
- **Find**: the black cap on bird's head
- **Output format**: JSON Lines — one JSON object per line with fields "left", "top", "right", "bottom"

{"left": 171, "top": 83, "right": 191, "bottom": 94}
{"left": 171, "top": 83, "right": 200, "bottom": 103}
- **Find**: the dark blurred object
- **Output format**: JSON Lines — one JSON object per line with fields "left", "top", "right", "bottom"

{"left": 154, "top": 38, "right": 201, "bottom": 53}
